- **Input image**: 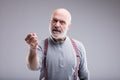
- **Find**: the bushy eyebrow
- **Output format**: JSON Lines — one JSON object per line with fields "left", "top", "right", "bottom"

{"left": 52, "top": 18, "right": 66, "bottom": 24}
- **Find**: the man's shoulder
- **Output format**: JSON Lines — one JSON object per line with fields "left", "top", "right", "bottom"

{"left": 70, "top": 38, "right": 84, "bottom": 46}
{"left": 70, "top": 38, "right": 85, "bottom": 51}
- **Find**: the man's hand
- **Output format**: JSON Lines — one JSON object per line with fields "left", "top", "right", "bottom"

{"left": 25, "top": 33, "right": 39, "bottom": 49}
{"left": 25, "top": 33, "right": 40, "bottom": 70}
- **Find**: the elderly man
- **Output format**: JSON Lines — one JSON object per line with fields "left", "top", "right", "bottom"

{"left": 25, "top": 8, "right": 89, "bottom": 80}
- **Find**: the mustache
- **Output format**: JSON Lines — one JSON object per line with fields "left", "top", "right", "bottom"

{"left": 52, "top": 27, "right": 61, "bottom": 32}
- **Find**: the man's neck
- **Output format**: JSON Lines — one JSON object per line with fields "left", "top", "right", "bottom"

{"left": 52, "top": 36, "right": 66, "bottom": 43}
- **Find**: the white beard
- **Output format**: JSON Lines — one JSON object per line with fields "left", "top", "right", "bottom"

{"left": 49, "top": 26, "right": 68, "bottom": 39}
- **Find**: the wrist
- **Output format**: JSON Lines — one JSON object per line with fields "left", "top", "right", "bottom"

{"left": 30, "top": 46, "right": 37, "bottom": 51}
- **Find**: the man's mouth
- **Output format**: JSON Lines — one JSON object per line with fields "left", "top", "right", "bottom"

{"left": 52, "top": 29, "right": 61, "bottom": 34}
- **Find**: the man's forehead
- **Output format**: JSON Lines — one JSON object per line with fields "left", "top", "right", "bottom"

{"left": 53, "top": 12, "right": 67, "bottom": 19}
{"left": 51, "top": 8, "right": 71, "bottom": 24}
{"left": 52, "top": 10, "right": 69, "bottom": 21}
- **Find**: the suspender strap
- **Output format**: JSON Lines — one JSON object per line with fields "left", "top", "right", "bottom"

{"left": 44, "top": 38, "right": 48, "bottom": 80}
{"left": 44, "top": 38, "right": 80, "bottom": 80}
{"left": 70, "top": 39, "right": 80, "bottom": 80}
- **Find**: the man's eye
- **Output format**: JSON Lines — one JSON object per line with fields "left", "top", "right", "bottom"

{"left": 60, "top": 21, "right": 65, "bottom": 25}
{"left": 52, "top": 19, "right": 57, "bottom": 23}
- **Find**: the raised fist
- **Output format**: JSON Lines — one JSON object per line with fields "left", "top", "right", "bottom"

{"left": 25, "top": 33, "right": 39, "bottom": 49}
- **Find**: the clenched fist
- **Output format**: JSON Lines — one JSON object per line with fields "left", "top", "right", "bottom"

{"left": 25, "top": 33, "right": 39, "bottom": 49}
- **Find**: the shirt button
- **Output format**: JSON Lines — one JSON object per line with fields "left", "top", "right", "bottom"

{"left": 59, "top": 57, "right": 64, "bottom": 68}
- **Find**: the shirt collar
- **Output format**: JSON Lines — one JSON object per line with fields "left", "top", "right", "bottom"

{"left": 49, "top": 36, "right": 68, "bottom": 44}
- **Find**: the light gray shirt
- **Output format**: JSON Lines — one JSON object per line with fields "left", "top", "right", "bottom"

{"left": 37, "top": 36, "right": 89, "bottom": 80}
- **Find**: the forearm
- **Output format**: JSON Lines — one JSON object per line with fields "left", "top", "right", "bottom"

{"left": 27, "top": 48, "right": 40, "bottom": 70}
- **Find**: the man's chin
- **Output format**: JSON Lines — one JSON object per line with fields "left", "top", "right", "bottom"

{"left": 51, "top": 34, "right": 66, "bottom": 40}
{"left": 52, "top": 35, "right": 60, "bottom": 39}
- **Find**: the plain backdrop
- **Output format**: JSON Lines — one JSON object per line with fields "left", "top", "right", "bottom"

{"left": 0, "top": 0, "right": 120, "bottom": 80}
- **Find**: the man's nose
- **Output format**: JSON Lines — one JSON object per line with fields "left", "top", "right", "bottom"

{"left": 55, "top": 21, "right": 61, "bottom": 27}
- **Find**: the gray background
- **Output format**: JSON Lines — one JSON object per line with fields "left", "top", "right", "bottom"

{"left": 0, "top": 0, "right": 120, "bottom": 80}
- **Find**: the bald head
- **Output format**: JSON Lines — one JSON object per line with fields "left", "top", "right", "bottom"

{"left": 51, "top": 8, "right": 72, "bottom": 24}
